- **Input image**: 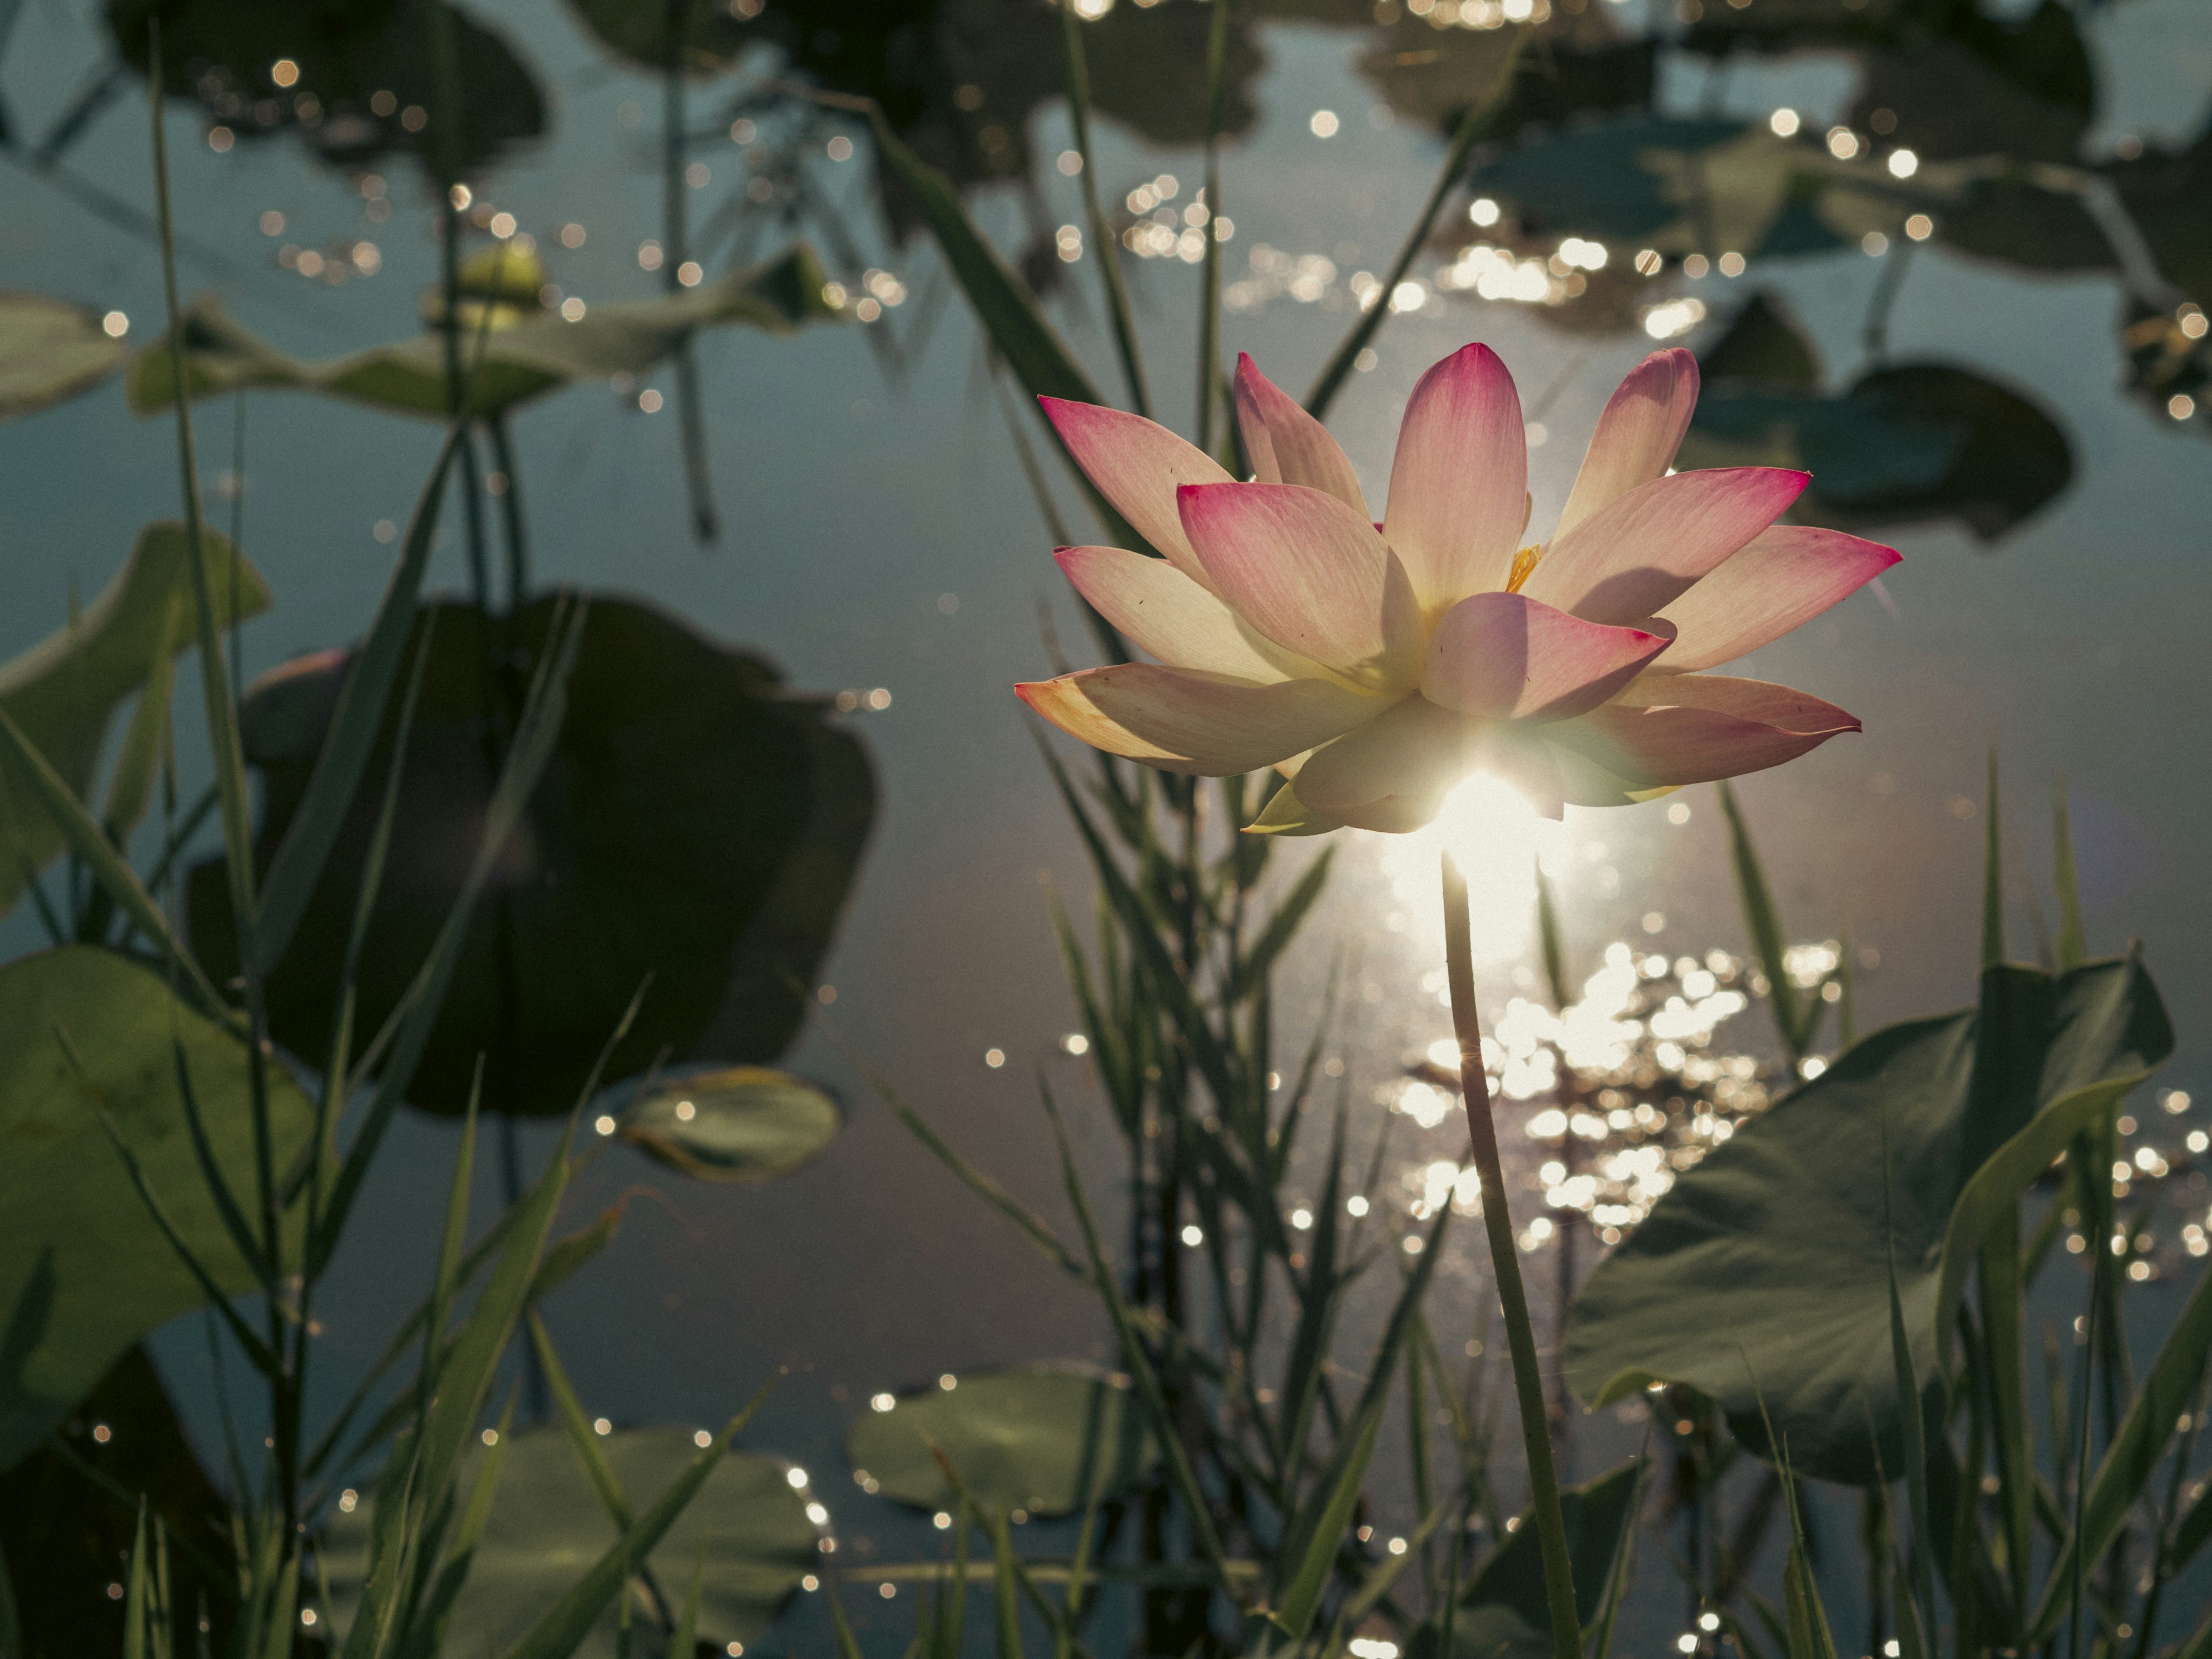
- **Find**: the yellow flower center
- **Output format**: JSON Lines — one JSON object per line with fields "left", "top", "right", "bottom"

{"left": 1504, "top": 543, "right": 1543, "bottom": 594}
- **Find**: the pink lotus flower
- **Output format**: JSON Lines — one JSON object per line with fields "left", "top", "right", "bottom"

{"left": 1017, "top": 345, "right": 1899, "bottom": 833}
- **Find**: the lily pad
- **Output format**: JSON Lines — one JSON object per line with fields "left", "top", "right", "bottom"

{"left": 0, "top": 947, "right": 315, "bottom": 1474}
{"left": 620, "top": 1067, "right": 842, "bottom": 1183}
{"left": 0, "top": 522, "right": 270, "bottom": 923}
{"left": 187, "top": 594, "right": 875, "bottom": 1117}
{"left": 0, "top": 293, "right": 127, "bottom": 422}
{"left": 1427, "top": 1461, "right": 1641, "bottom": 1659}
{"left": 320, "top": 1427, "right": 821, "bottom": 1658}
{"left": 847, "top": 1364, "right": 1156, "bottom": 1516}
{"left": 107, "top": 0, "right": 544, "bottom": 176}
{"left": 128, "top": 245, "right": 842, "bottom": 421}
{"left": 564, "top": 0, "right": 751, "bottom": 73}
{"left": 1564, "top": 957, "right": 2171, "bottom": 1484}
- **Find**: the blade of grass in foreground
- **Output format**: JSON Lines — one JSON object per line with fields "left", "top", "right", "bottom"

{"left": 1058, "top": 0, "right": 1149, "bottom": 418}
{"left": 1717, "top": 781, "right": 1809, "bottom": 1062}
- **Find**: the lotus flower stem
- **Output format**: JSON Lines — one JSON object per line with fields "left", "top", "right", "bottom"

{"left": 1441, "top": 848, "right": 1580, "bottom": 1659}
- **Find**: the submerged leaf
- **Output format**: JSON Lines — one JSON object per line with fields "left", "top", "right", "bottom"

{"left": 0, "top": 293, "right": 128, "bottom": 422}
{"left": 846, "top": 1365, "right": 1156, "bottom": 1517}
{"left": 128, "top": 246, "right": 842, "bottom": 421}
{"left": 1565, "top": 957, "right": 2171, "bottom": 1483}
{"left": 0, "top": 948, "right": 315, "bottom": 1473}
{"left": 320, "top": 1426, "right": 820, "bottom": 1658}
{"left": 620, "top": 1066, "right": 842, "bottom": 1183}
{"left": 187, "top": 595, "right": 874, "bottom": 1116}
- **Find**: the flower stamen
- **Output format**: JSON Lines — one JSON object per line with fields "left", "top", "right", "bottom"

{"left": 1505, "top": 543, "right": 1544, "bottom": 594}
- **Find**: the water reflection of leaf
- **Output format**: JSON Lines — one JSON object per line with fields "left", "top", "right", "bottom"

{"left": 321, "top": 1427, "right": 821, "bottom": 1657}
{"left": 187, "top": 596, "right": 875, "bottom": 1118}
{"left": 107, "top": 0, "right": 545, "bottom": 176}
{"left": 0, "top": 293, "right": 127, "bottom": 422}
{"left": 126, "top": 246, "right": 840, "bottom": 420}
{"left": 1680, "top": 294, "right": 2073, "bottom": 541}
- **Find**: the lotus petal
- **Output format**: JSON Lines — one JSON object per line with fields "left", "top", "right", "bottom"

{"left": 1233, "top": 353, "right": 1369, "bottom": 516}
{"left": 1547, "top": 673, "right": 1859, "bottom": 787}
{"left": 1423, "top": 592, "right": 1671, "bottom": 723}
{"left": 1054, "top": 545, "right": 1300, "bottom": 680}
{"left": 1381, "top": 343, "right": 1527, "bottom": 612}
{"left": 1017, "top": 664, "right": 1377, "bottom": 776}
{"left": 1652, "top": 526, "right": 1900, "bottom": 672}
{"left": 1555, "top": 349, "right": 1700, "bottom": 539}
{"left": 1039, "top": 397, "right": 1233, "bottom": 587}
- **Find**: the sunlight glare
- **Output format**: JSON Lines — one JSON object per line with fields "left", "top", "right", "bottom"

{"left": 1376, "top": 771, "right": 1566, "bottom": 965}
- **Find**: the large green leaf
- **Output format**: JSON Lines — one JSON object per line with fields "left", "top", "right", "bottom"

{"left": 1425, "top": 1462, "right": 1641, "bottom": 1659}
{"left": 321, "top": 1426, "right": 820, "bottom": 1658}
{"left": 1564, "top": 957, "right": 2171, "bottom": 1484}
{"left": 188, "top": 595, "right": 874, "bottom": 1116}
{"left": 0, "top": 947, "right": 315, "bottom": 1473}
{"left": 846, "top": 1364, "right": 1156, "bottom": 1517}
{"left": 128, "top": 247, "right": 842, "bottom": 421}
{"left": 0, "top": 293, "right": 127, "bottom": 422}
{"left": 619, "top": 1066, "right": 842, "bottom": 1183}
{"left": 0, "top": 522, "right": 270, "bottom": 922}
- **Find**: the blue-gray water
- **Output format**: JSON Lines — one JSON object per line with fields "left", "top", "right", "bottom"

{"left": 5, "top": 0, "right": 2212, "bottom": 1647}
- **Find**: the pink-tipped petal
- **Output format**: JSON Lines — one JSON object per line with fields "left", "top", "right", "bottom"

{"left": 1382, "top": 343, "right": 1528, "bottom": 611}
{"left": 1178, "top": 482, "right": 1422, "bottom": 685}
{"left": 1054, "top": 545, "right": 1299, "bottom": 680}
{"left": 1422, "top": 591, "right": 1672, "bottom": 724}
{"left": 1519, "top": 467, "right": 1809, "bottom": 627}
{"left": 1039, "top": 397, "right": 1234, "bottom": 586}
{"left": 1293, "top": 695, "right": 1472, "bottom": 832}
{"left": 1555, "top": 349, "right": 1700, "bottom": 539}
{"left": 1233, "top": 353, "right": 1369, "bottom": 515}
{"left": 1650, "top": 527, "right": 1902, "bottom": 671}
{"left": 1546, "top": 673, "right": 1860, "bottom": 787}
{"left": 1017, "top": 664, "right": 1377, "bottom": 777}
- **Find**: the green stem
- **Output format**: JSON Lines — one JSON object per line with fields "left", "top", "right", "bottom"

{"left": 1195, "top": 0, "right": 1231, "bottom": 456}
{"left": 1059, "top": 0, "right": 1150, "bottom": 419}
{"left": 664, "top": 0, "right": 719, "bottom": 543}
{"left": 1441, "top": 850, "right": 1579, "bottom": 1659}
{"left": 1305, "top": 26, "right": 1528, "bottom": 423}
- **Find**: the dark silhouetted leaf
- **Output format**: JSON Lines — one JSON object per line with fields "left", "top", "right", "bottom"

{"left": 846, "top": 1365, "right": 1156, "bottom": 1517}
{"left": 187, "top": 595, "right": 874, "bottom": 1117}
{"left": 620, "top": 1066, "right": 842, "bottom": 1183}
{"left": 1419, "top": 1462, "right": 1641, "bottom": 1659}
{"left": 107, "top": 0, "right": 544, "bottom": 175}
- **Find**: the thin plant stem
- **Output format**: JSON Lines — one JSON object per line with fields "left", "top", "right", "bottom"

{"left": 666, "top": 0, "right": 719, "bottom": 542}
{"left": 1059, "top": 0, "right": 1150, "bottom": 419}
{"left": 1305, "top": 26, "right": 1528, "bottom": 423}
{"left": 1441, "top": 849, "right": 1579, "bottom": 1659}
{"left": 488, "top": 414, "right": 531, "bottom": 607}
{"left": 1194, "top": 0, "right": 1232, "bottom": 456}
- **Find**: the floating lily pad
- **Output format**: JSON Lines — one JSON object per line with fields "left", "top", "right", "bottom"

{"left": 187, "top": 595, "right": 874, "bottom": 1117}
{"left": 320, "top": 1427, "right": 821, "bottom": 1658}
{"left": 129, "top": 246, "right": 841, "bottom": 421}
{"left": 564, "top": 0, "right": 751, "bottom": 73}
{"left": 1424, "top": 1461, "right": 1641, "bottom": 1659}
{"left": 620, "top": 1066, "right": 842, "bottom": 1183}
{"left": 847, "top": 1365, "right": 1156, "bottom": 1517}
{"left": 1565, "top": 957, "right": 2171, "bottom": 1484}
{"left": 0, "top": 522, "right": 270, "bottom": 924}
{"left": 0, "top": 293, "right": 127, "bottom": 422}
{"left": 107, "top": 0, "right": 544, "bottom": 176}
{"left": 0, "top": 947, "right": 315, "bottom": 1474}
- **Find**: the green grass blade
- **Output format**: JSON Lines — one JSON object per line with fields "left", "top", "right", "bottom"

{"left": 2028, "top": 1260, "right": 2212, "bottom": 1640}
{"left": 310, "top": 599, "right": 588, "bottom": 1270}
{"left": 528, "top": 1310, "right": 635, "bottom": 1526}
{"left": 1303, "top": 24, "right": 1528, "bottom": 421}
{"left": 672, "top": 1546, "right": 706, "bottom": 1659}
{"left": 100, "top": 620, "right": 178, "bottom": 849}
{"left": 1040, "top": 1084, "right": 1241, "bottom": 1607}
{"left": 2052, "top": 779, "right": 2086, "bottom": 971}
{"left": 124, "top": 1500, "right": 150, "bottom": 1659}
{"left": 0, "top": 705, "right": 225, "bottom": 1016}
{"left": 1058, "top": 0, "right": 1148, "bottom": 418}
{"left": 1881, "top": 1116, "right": 1941, "bottom": 1649}
{"left": 254, "top": 427, "right": 464, "bottom": 976}
{"left": 495, "top": 1375, "right": 777, "bottom": 1659}
{"left": 166, "top": 1034, "right": 275, "bottom": 1296}
{"left": 1226, "top": 844, "right": 1334, "bottom": 1002}
{"left": 146, "top": 24, "right": 257, "bottom": 969}
{"left": 1587, "top": 1443, "right": 1648, "bottom": 1659}
{"left": 1534, "top": 859, "right": 1570, "bottom": 1013}
{"left": 1717, "top": 781, "right": 1809, "bottom": 1062}
{"left": 415, "top": 1070, "right": 482, "bottom": 1430}
{"left": 990, "top": 1508, "right": 1026, "bottom": 1659}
